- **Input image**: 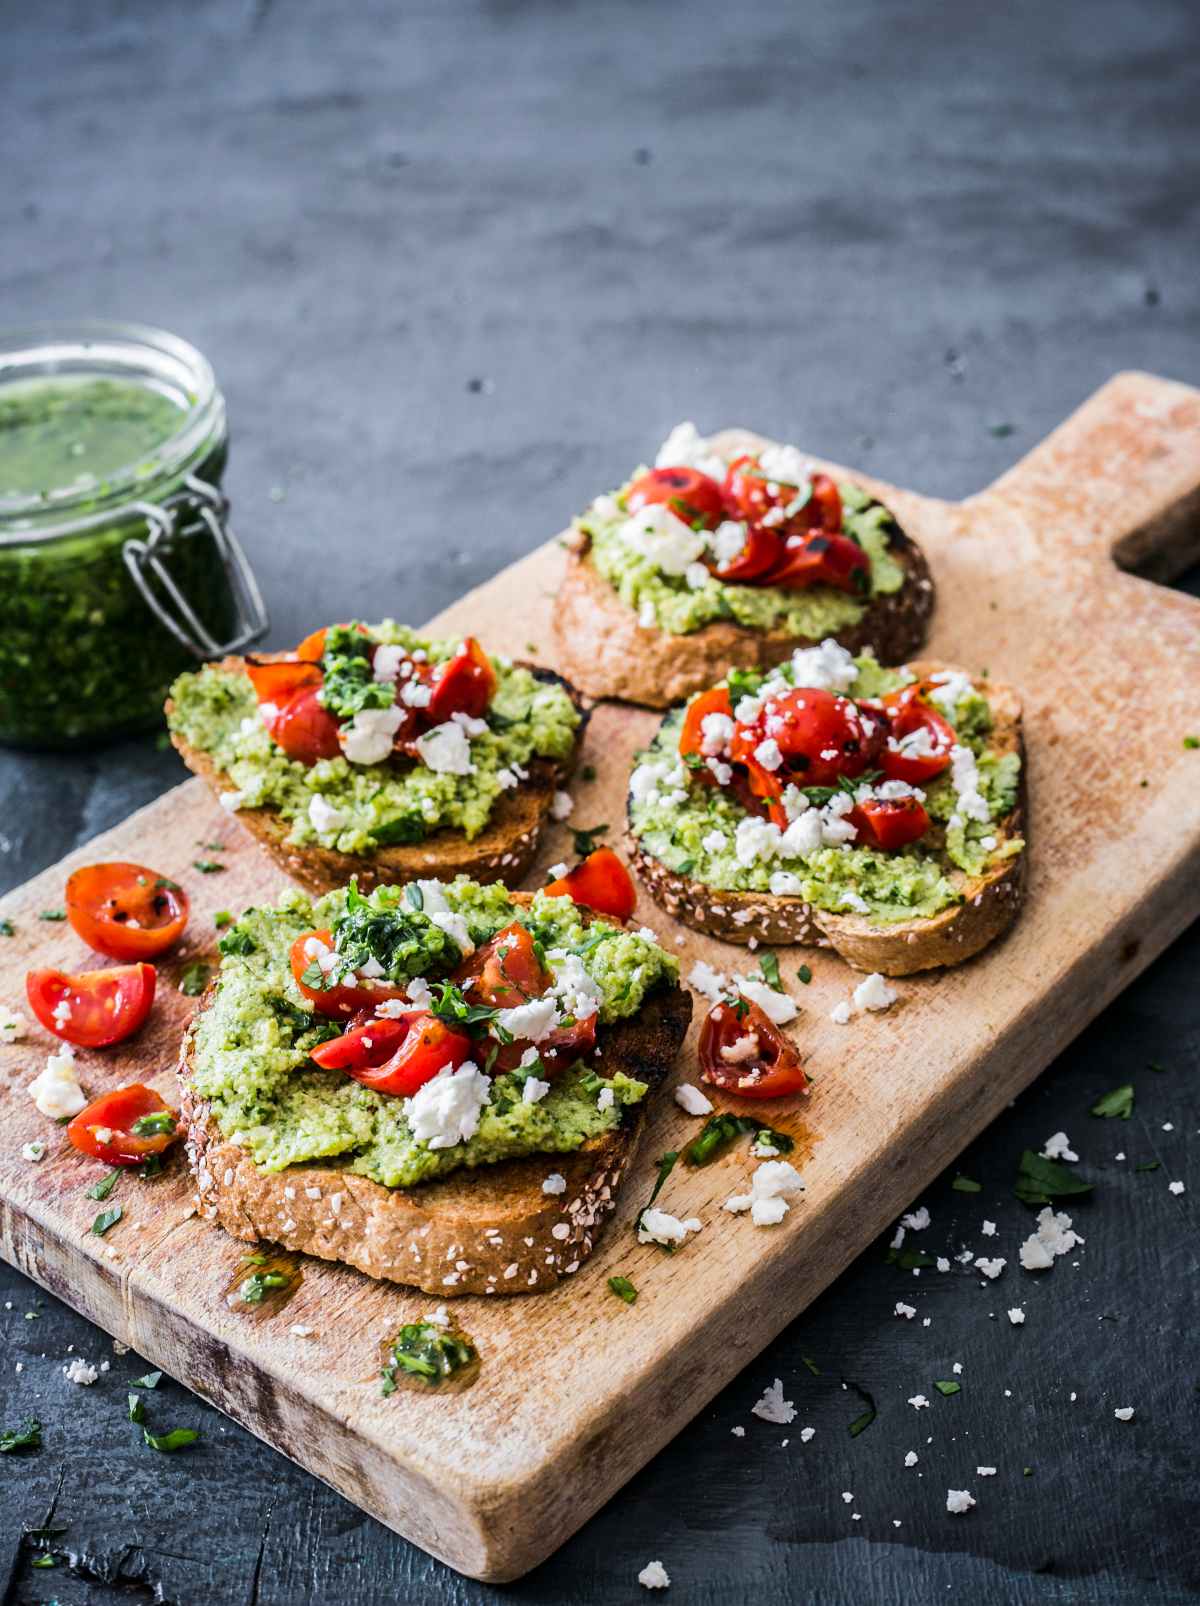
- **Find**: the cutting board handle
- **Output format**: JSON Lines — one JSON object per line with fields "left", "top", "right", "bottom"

{"left": 975, "top": 370, "right": 1200, "bottom": 582}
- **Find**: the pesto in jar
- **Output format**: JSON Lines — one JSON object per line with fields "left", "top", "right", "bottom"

{"left": 0, "top": 378, "right": 186, "bottom": 501}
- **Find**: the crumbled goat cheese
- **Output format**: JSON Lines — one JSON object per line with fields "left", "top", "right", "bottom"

{"left": 854, "top": 972, "right": 898, "bottom": 1012}
{"left": 655, "top": 419, "right": 728, "bottom": 483}
{"left": 927, "top": 669, "right": 975, "bottom": 715}
{"left": 0, "top": 1004, "right": 27, "bottom": 1043}
{"left": 1019, "top": 1206, "right": 1084, "bottom": 1271}
{"left": 1041, "top": 1131, "right": 1078, "bottom": 1162}
{"left": 830, "top": 1001, "right": 852, "bottom": 1025}
{"left": 946, "top": 1489, "right": 976, "bottom": 1514}
{"left": 895, "top": 1302, "right": 916, "bottom": 1320}
{"left": 674, "top": 1082, "right": 713, "bottom": 1117}
{"left": 1113, "top": 1407, "right": 1135, "bottom": 1422}
{"left": 551, "top": 790, "right": 574, "bottom": 821}
{"left": 974, "top": 1257, "right": 1006, "bottom": 1280}
{"left": 700, "top": 711, "right": 734, "bottom": 755}
{"left": 29, "top": 1045, "right": 86, "bottom": 1120}
{"left": 637, "top": 1560, "right": 671, "bottom": 1590}
{"left": 406, "top": 1063, "right": 491, "bottom": 1150}
{"left": 428, "top": 909, "right": 474, "bottom": 955}
{"left": 981, "top": 1219, "right": 997, "bottom": 1236}
{"left": 736, "top": 977, "right": 797, "bottom": 1025}
{"left": 687, "top": 960, "right": 728, "bottom": 1003}
{"left": 522, "top": 1078, "right": 551, "bottom": 1105}
{"left": 1007, "top": 1307, "right": 1025, "bottom": 1325}
{"left": 371, "top": 643, "right": 407, "bottom": 682}
{"left": 596, "top": 1086, "right": 615, "bottom": 1111}
{"left": 901, "top": 1207, "right": 930, "bottom": 1232}
{"left": 340, "top": 704, "right": 405, "bottom": 765}
{"left": 1168, "top": 1180, "right": 1186, "bottom": 1195}
{"left": 685, "top": 560, "right": 710, "bottom": 590}
{"left": 546, "top": 861, "right": 569, "bottom": 881}
{"left": 637, "top": 1208, "right": 702, "bottom": 1248}
{"left": 619, "top": 503, "right": 707, "bottom": 575}
{"left": 977, "top": 1466, "right": 997, "bottom": 1477}
{"left": 414, "top": 720, "right": 475, "bottom": 776}
{"left": 638, "top": 600, "right": 657, "bottom": 629}
{"left": 308, "top": 794, "right": 347, "bottom": 836}
{"left": 752, "top": 1378, "right": 797, "bottom": 1425}
{"left": 63, "top": 1356, "right": 99, "bottom": 1386}
{"left": 21, "top": 1141, "right": 45, "bottom": 1162}
{"left": 757, "top": 442, "right": 812, "bottom": 489}
{"left": 949, "top": 743, "right": 990, "bottom": 824}
{"left": 904, "top": 1451, "right": 919, "bottom": 1467}
{"left": 908, "top": 1395, "right": 930, "bottom": 1410}
{"left": 787, "top": 638, "right": 860, "bottom": 692}
{"left": 541, "top": 1172, "right": 567, "bottom": 1195}
{"left": 724, "top": 1160, "right": 805, "bottom": 1227}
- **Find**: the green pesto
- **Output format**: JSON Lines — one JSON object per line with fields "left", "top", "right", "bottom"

{"left": 580, "top": 478, "right": 905, "bottom": 637}
{"left": 167, "top": 623, "right": 581, "bottom": 853}
{"left": 628, "top": 654, "right": 1023, "bottom": 924}
{"left": 189, "top": 879, "right": 678, "bottom": 1188}
{"left": 0, "top": 378, "right": 186, "bottom": 500}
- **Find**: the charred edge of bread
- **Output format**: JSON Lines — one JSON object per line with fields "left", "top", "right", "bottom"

{"left": 180, "top": 984, "right": 693, "bottom": 1296}
{"left": 166, "top": 661, "right": 590, "bottom": 895}
{"left": 624, "top": 666, "right": 1027, "bottom": 976}
{"left": 550, "top": 515, "right": 935, "bottom": 709}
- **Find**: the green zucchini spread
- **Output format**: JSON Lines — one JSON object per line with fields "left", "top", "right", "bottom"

{"left": 191, "top": 879, "right": 678, "bottom": 1188}
{"left": 628, "top": 651, "right": 1022, "bottom": 925}
{"left": 168, "top": 624, "right": 581, "bottom": 854}
{"left": 579, "top": 476, "right": 905, "bottom": 638}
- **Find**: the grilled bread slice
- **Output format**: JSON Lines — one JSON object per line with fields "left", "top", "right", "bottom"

{"left": 167, "top": 660, "right": 587, "bottom": 896}
{"left": 627, "top": 666, "right": 1026, "bottom": 976}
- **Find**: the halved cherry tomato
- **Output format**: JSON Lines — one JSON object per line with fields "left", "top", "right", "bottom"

{"left": 309, "top": 1014, "right": 411, "bottom": 1071}
{"left": 269, "top": 685, "right": 343, "bottom": 765}
{"left": 544, "top": 847, "right": 637, "bottom": 922}
{"left": 289, "top": 929, "right": 409, "bottom": 1020}
{"left": 67, "top": 1083, "right": 181, "bottom": 1166}
{"left": 762, "top": 530, "right": 869, "bottom": 595}
{"left": 698, "top": 998, "right": 808, "bottom": 1098}
{"left": 625, "top": 466, "right": 726, "bottom": 530}
{"left": 425, "top": 637, "right": 497, "bottom": 725}
{"left": 26, "top": 963, "right": 156, "bottom": 1049}
{"left": 340, "top": 1012, "right": 474, "bottom": 1096}
{"left": 489, "top": 1011, "right": 598, "bottom": 1076}
{"left": 738, "top": 687, "right": 882, "bottom": 788}
{"left": 294, "top": 626, "right": 329, "bottom": 661}
{"left": 878, "top": 684, "right": 956, "bottom": 785}
{"left": 678, "top": 686, "right": 734, "bottom": 775}
{"left": 65, "top": 862, "right": 189, "bottom": 962}
{"left": 456, "top": 922, "right": 550, "bottom": 1009}
{"left": 707, "top": 521, "right": 781, "bottom": 582}
{"left": 848, "top": 794, "right": 931, "bottom": 851}
{"left": 723, "top": 458, "right": 843, "bottom": 539}
{"left": 737, "top": 755, "right": 789, "bottom": 829}
{"left": 244, "top": 657, "right": 322, "bottom": 706}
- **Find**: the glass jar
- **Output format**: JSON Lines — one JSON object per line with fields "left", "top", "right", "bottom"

{"left": 0, "top": 321, "right": 268, "bottom": 748}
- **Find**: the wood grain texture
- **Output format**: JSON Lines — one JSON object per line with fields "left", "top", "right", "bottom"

{"left": 0, "top": 372, "right": 1198, "bottom": 1582}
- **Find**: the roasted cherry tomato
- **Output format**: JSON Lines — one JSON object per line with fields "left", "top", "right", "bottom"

{"left": 67, "top": 1083, "right": 181, "bottom": 1166}
{"left": 244, "top": 657, "right": 323, "bottom": 706}
{"left": 294, "top": 626, "right": 329, "bottom": 661}
{"left": 706, "top": 521, "right": 781, "bottom": 583}
{"left": 544, "top": 847, "right": 637, "bottom": 922}
{"left": 625, "top": 466, "right": 726, "bottom": 530}
{"left": 848, "top": 793, "right": 931, "bottom": 852}
{"left": 269, "top": 685, "right": 343, "bottom": 765}
{"left": 878, "top": 684, "right": 956, "bottom": 785}
{"left": 425, "top": 636, "right": 496, "bottom": 724}
{"left": 338, "top": 1011, "right": 474, "bottom": 1097}
{"left": 489, "top": 1011, "right": 598, "bottom": 1076}
{"left": 457, "top": 922, "right": 550, "bottom": 1009}
{"left": 309, "top": 1014, "right": 411, "bottom": 1071}
{"left": 762, "top": 529, "right": 869, "bottom": 595}
{"left": 723, "top": 457, "right": 843, "bottom": 537}
{"left": 26, "top": 963, "right": 157, "bottom": 1049}
{"left": 678, "top": 686, "right": 735, "bottom": 775}
{"left": 737, "top": 755, "right": 789, "bottom": 829}
{"left": 65, "top": 862, "right": 189, "bottom": 962}
{"left": 737, "top": 687, "right": 883, "bottom": 788}
{"left": 289, "top": 929, "right": 409, "bottom": 1020}
{"left": 698, "top": 997, "right": 808, "bottom": 1098}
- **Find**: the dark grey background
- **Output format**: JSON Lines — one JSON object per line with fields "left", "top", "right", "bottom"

{"left": 2, "top": 1, "right": 1198, "bottom": 1601}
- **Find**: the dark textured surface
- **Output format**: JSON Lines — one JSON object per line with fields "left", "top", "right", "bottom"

{"left": 2, "top": 1, "right": 1198, "bottom": 1601}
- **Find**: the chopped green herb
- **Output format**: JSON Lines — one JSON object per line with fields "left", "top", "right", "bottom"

{"left": 635, "top": 1150, "right": 679, "bottom": 1243}
{"left": 381, "top": 1321, "right": 476, "bottom": 1389}
{"left": 132, "top": 1371, "right": 162, "bottom": 1389}
{"left": 192, "top": 859, "right": 225, "bottom": 874}
{"left": 801, "top": 1355, "right": 820, "bottom": 1376}
{"left": 131, "top": 1109, "right": 176, "bottom": 1138}
{"left": 127, "top": 1392, "right": 145, "bottom": 1424}
{"left": 1023, "top": 1466, "right": 1034, "bottom": 1477}
{"left": 0, "top": 919, "right": 13, "bottom": 937}
{"left": 756, "top": 952, "right": 782, "bottom": 990}
{"left": 201, "top": 840, "right": 225, "bottom": 852}
{"left": 846, "top": 1379, "right": 877, "bottom": 1437}
{"left": 1184, "top": 736, "right": 1199, "bottom": 750}
{"left": 139, "top": 1153, "right": 165, "bottom": 1180}
{"left": 887, "top": 1248, "right": 934, "bottom": 1270}
{"left": 797, "top": 964, "right": 812, "bottom": 985}
{"left": 154, "top": 877, "right": 183, "bottom": 893}
{"left": 608, "top": 1276, "right": 638, "bottom": 1305}
{"left": 178, "top": 961, "right": 210, "bottom": 997}
{"left": 1135, "top": 1160, "right": 1160, "bottom": 1173}
{"left": 91, "top": 1205, "right": 122, "bottom": 1236}
{"left": 38, "top": 908, "right": 66, "bottom": 922}
{"left": 951, "top": 1175, "right": 982, "bottom": 1193}
{"left": 31, "top": 1554, "right": 56, "bottom": 1568}
{"left": 1090, "top": 1083, "right": 1134, "bottom": 1120}
{"left": 684, "top": 1113, "right": 793, "bottom": 1167}
{"left": 572, "top": 823, "right": 610, "bottom": 857}
{"left": 988, "top": 422, "right": 1015, "bottom": 437}
{"left": 213, "top": 910, "right": 233, "bottom": 930}
{"left": 85, "top": 1169, "right": 120, "bottom": 1202}
{"left": 143, "top": 1426, "right": 199, "bottom": 1452}
{"left": 676, "top": 858, "right": 695, "bottom": 874}
{"left": 581, "top": 764, "right": 597, "bottom": 782}
{"left": 154, "top": 730, "right": 172, "bottom": 751}
{"left": 218, "top": 925, "right": 256, "bottom": 956}
{"left": 239, "top": 1269, "right": 291, "bottom": 1305}
{"left": 1014, "top": 1149, "right": 1093, "bottom": 1206}
{"left": 934, "top": 1380, "right": 961, "bottom": 1396}
{"left": 0, "top": 1417, "right": 41, "bottom": 1453}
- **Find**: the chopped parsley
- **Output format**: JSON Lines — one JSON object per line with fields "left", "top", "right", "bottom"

{"left": 1184, "top": 736, "right": 1198, "bottom": 750}
{"left": 132, "top": 1370, "right": 162, "bottom": 1389}
{"left": 91, "top": 1205, "right": 122, "bottom": 1236}
{"left": 381, "top": 1322, "right": 476, "bottom": 1391}
{"left": 1135, "top": 1160, "right": 1160, "bottom": 1173}
{"left": 218, "top": 924, "right": 256, "bottom": 956}
{"left": 1090, "top": 1083, "right": 1134, "bottom": 1120}
{"left": 951, "top": 1174, "right": 982, "bottom": 1193}
{"left": 0, "top": 1417, "right": 41, "bottom": 1453}
{"left": 178, "top": 961, "right": 210, "bottom": 996}
{"left": 571, "top": 823, "right": 609, "bottom": 856}
{"left": 933, "top": 1380, "right": 961, "bottom": 1396}
{"left": 38, "top": 908, "right": 66, "bottom": 922}
{"left": 213, "top": 910, "right": 233, "bottom": 929}
{"left": 797, "top": 964, "right": 812, "bottom": 985}
{"left": 685, "top": 1113, "right": 793, "bottom": 1167}
{"left": 755, "top": 952, "right": 782, "bottom": 990}
{"left": 581, "top": 763, "right": 597, "bottom": 782}
{"left": 607, "top": 1276, "right": 638, "bottom": 1305}
{"left": 192, "top": 859, "right": 225, "bottom": 874}
{"left": 131, "top": 1109, "right": 176, "bottom": 1138}
{"left": 143, "top": 1426, "right": 199, "bottom": 1452}
{"left": 1014, "top": 1149, "right": 1093, "bottom": 1206}
{"left": 85, "top": 1169, "right": 120, "bottom": 1202}
{"left": 0, "top": 919, "right": 13, "bottom": 937}
{"left": 239, "top": 1269, "right": 291, "bottom": 1304}
{"left": 846, "top": 1379, "right": 877, "bottom": 1437}
{"left": 127, "top": 1392, "right": 145, "bottom": 1424}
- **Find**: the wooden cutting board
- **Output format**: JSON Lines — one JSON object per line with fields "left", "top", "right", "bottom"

{"left": 1, "top": 372, "right": 1198, "bottom": 1582}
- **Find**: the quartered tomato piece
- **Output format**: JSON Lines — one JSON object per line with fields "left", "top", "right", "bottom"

{"left": 678, "top": 686, "right": 734, "bottom": 776}
{"left": 848, "top": 793, "right": 931, "bottom": 852}
{"left": 67, "top": 1083, "right": 181, "bottom": 1166}
{"left": 762, "top": 530, "right": 869, "bottom": 595}
{"left": 65, "top": 862, "right": 189, "bottom": 962}
{"left": 739, "top": 687, "right": 883, "bottom": 788}
{"left": 336, "top": 1011, "right": 474, "bottom": 1097}
{"left": 456, "top": 922, "right": 550, "bottom": 1009}
{"left": 625, "top": 466, "right": 727, "bottom": 530}
{"left": 544, "top": 847, "right": 637, "bottom": 922}
{"left": 707, "top": 521, "right": 781, "bottom": 583}
{"left": 878, "top": 684, "right": 956, "bottom": 785}
{"left": 289, "top": 929, "right": 409, "bottom": 1020}
{"left": 698, "top": 998, "right": 808, "bottom": 1098}
{"left": 243, "top": 657, "right": 323, "bottom": 706}
{"left": 425, "top": 637, "right": 497, "bottom": 725}
{"left": 268, "top": 685, "right": 343, "bottom": 765}
{"left": 26, "top": 963, "right": 156, "bottom": 1049}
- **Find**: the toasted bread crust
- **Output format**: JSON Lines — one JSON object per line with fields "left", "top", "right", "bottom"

{"left": 550, "top": 523, "right": 935, "bottom": 708}
{"left": 626, "top": 664, "right": 1027, "bottom": 976}
{"left": 167, "top": 661, "right": 588, "bottom": 895}
{"left": 179, "top": 896, "right": 693, "bottom": 1295}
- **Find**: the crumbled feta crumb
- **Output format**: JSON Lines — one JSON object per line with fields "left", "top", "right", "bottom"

{"left": 674, "top": 1082, "right": 713, "bottom": 1117}
{"left": 981, "top": 1219, "right": 997, "bottom": 1237}
{"left": 29, "top": 1045, "right": 86, "bottom": 1120}
{"left": 1007, "top": 1307, "right": 1025, "bottom": 1325}
{"left": 637, "top": 1208, "right": 702, "bottom": 1248}
{"left": 21, "top": 1141, "right": 45, "bottom": 1162}
{"left": 908, "top": 1394, "right": 930, "bottom": 1410}
{"left": 936, "top": 1257, "right": 950, "bottom": 1272}
{"left": 0, "top": 1004, "right": 27, "bottom": 1043}
{"left": 1168, "top": 1180, "right": 1185, "bottom": 1196}
{"left": 541, "top": 1172, "right": 566, "bottom": 1196}
{"left": 752, "top": 1378, "right": 796, "bottom": 1425}
{"left": 946, "top": 1489, "right": 976, "bottom": 1514}
{"left": 1114, "top": 1407, "right": 1134, "bottom": 1422}
{"left": 799, "top": 1426, "right": 815, "bottom": 1442}
{"left": 522, "top": 1077, "right": 551, "bottom": 1105}
{"left": 551, "top": 790, "right": 574, "bottom": 821}
{"left": 638, "top": 1560, "right": 670, "bottom": 1590}
{"left": 830, "top": 1000, "right": 852, "bottom": 1025}
{"left": 546, "top": 861, "right": 569, "bottom": 881}
{"left": 731, "top": 1425, "right": 745, "bottom": 1437}
{"left": 974, "top": 1257, "right": 1006, "bottom": 1280}
{"left": 976, "top": 1466, "right": 997, "bottom": 1476}
{"left": 901, "top": 1207, "right": 931, "bottom": 1232}
{"left": 895, "top": 1302, "right": 917, "bottom": 1320}
{"left": 724, "top": 1160, "right": 805, "bottom": 1227}
{"left": 1019, "top": 1206, "right": 1084, "bottom": 1271}
{"left": 854, "top": 972, "right": 898, "bottom": 1013}
{"left": 904, "top": 1451, "right": 919, "bottom": 1467}
{"left": 63, "top": 1356, "right": 99, "bottom": 1385}
{"left": 1041, "top": 1131, "right": 1078, "bottom": 1162}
